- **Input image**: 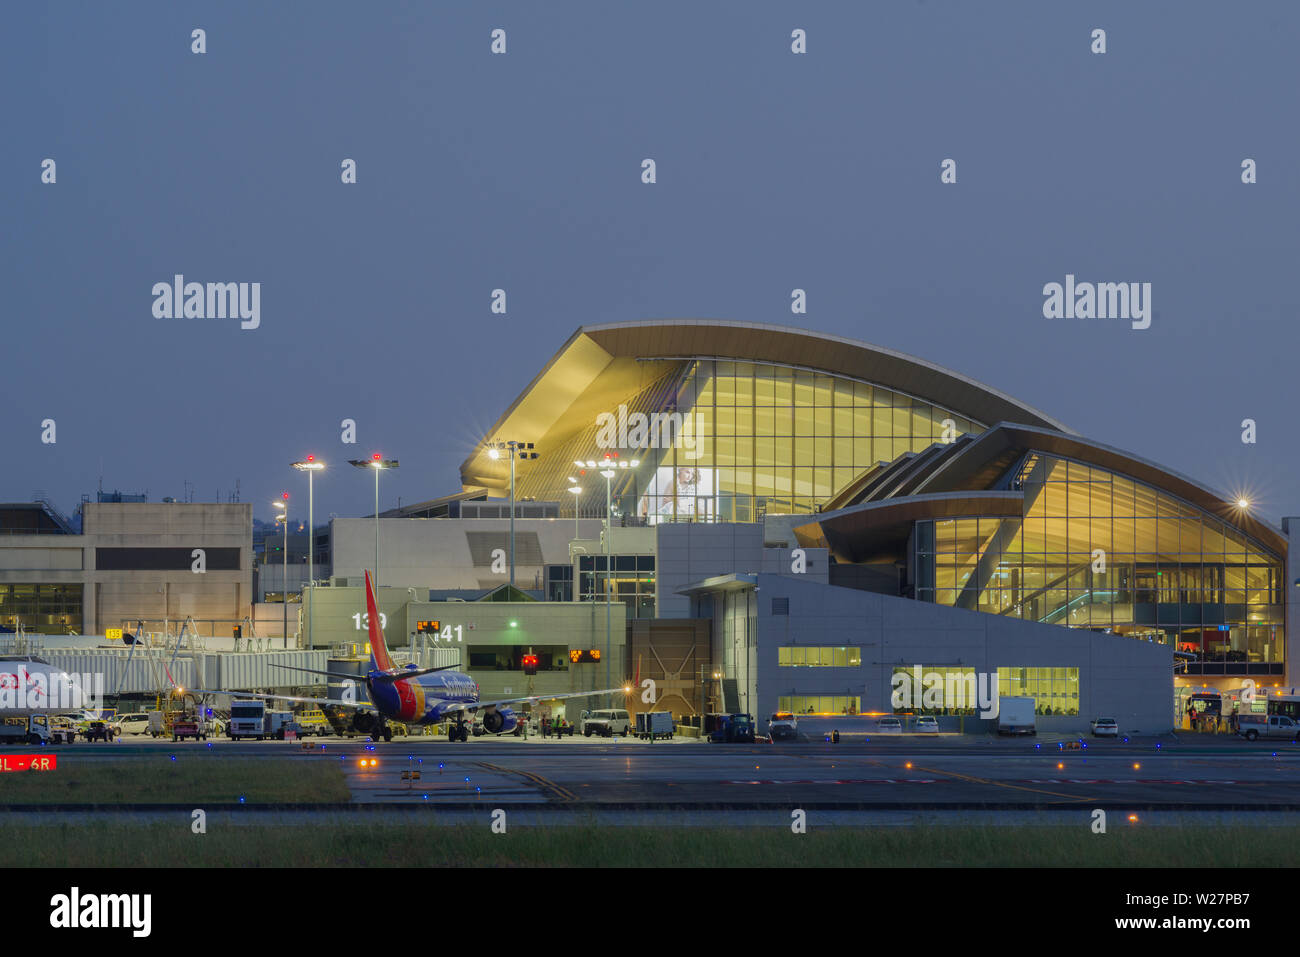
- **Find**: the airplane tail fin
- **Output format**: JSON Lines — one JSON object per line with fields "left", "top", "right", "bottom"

{"left": 364, "top": 570, "right": 395, "bottom": 672}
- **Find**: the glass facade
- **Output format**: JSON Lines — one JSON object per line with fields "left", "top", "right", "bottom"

{"left": 578, "top": 555, "right": 656, "bottom": 618}
{"left": 916, "top": 454, "right": 1286, "bottom": 671}
{"left": 890, "top": 666, "right": 1080, "bottom": 716}
{"left": 538, "top": 359, "right": 983, "bottom": 523}
{"left": 778, "top": 646, "right": 863, "bottom": 667}
{"left": 636, "top": 360, "right": 980, "bottom": 521}
{"left": 778, "top": 694, "right": 862, "bottom": 715}
{"left": 0, "top": 583, "right": 83, "bottom": 635}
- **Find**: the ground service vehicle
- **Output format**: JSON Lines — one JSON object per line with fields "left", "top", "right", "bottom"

{"left": 997, "top": 697, "right": 1037, "bottom": 735}
{"left": 768, "top": 712, "right": 798, "bottom": 741}
{"left": 0, "top": 714, "right": 62, "bottom": 745}
{"left": 83, "top": 719, "right": 118, "bottom": 742}
{"left": 1090, "top": 717, "right": 1119, "bottom": 737}
{"left": 1265, "top": 693, "right": 1300, "bottom": 721}
{"left": 47, "top": 715, "right": 81, "bottom": 743}
{"left": 635, "top": 711, "right": 674, "bottom": 740}
{"left": 1238, "top": 714, "right": 1299, "bottom": 741}
{"left": 171, "top": 716, "right": 203, "bottom": 742}
{"left": 581, "top": 709, "right": 631, "bottom": 737}
{"left": 294, "top": 709, "right": 331, "bottom": 737}
{"left": 709, "top": 713, "right": 755, "bottom": 743}
{"left": 229, "top": 699, "right": 267, "bottom": 741}
{"left": 114, "top": 713, "right": 151, "bottom": 736}
{"left": 265, "top": 710, "right": 298, "bottom": 739}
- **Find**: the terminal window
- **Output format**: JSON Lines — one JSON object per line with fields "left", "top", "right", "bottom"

{"left": 890, "top": 665, "right": 1080, "bottom": 716}
{"left": 778, "top": 646, "right": 862, "bottom": 667}
{"left": 778, "top": 695, "right": 861, "bottom": 715}
{"left": 0, "top": 583, "right": 83, "bottom": 635}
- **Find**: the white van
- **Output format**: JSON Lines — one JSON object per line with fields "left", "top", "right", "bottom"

{"left": 581, "top": 709, "right": 631, "bottom": 737}
{"left": 114, "top": 713, "right": 151, "bottom": 736}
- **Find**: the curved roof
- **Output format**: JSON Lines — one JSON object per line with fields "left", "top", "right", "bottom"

{"left": 461, "top": 319, "right": 1074, "bottom": 490}
{"left": 797, "top": 423, "right": 1288, "bottom": 558}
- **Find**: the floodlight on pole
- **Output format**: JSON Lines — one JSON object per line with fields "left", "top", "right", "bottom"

{"left": 291, "top": 457, "right": 325, "bottom": 649}
{"left": 485, "top": 440, "right": 539, "bottom": 587}
{"left": 350, "top": 455, "right": 398, "bottom": 588}
{"left": 588, "top": 451, "right": 639, "bottom": 706}
{"left": 274, "top": 494, "right": 288, "bottom": 648}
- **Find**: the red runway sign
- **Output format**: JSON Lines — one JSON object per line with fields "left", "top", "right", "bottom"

{"left": 0, "top": 754, "right": 58, "bottom": 772}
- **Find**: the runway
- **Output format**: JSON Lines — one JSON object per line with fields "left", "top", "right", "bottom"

{"left": 21, "top": 732, "right": 1300, "bottom": 812}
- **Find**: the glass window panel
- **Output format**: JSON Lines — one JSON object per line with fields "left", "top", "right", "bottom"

{"left": 854, "top": 381, "right": 873, "bottom": 405}
{"left": 834, "top": 379, "right": 855, "bottom": 406}
{"left": 1131, "top": 482, "right": 1157, "bottom": 517}
{"left": 911, "top": 405, "right": 934, "bottom": 439}
{"left": 793, "top": 372, "right": 814, "bottom": 406}
{"left": 1090, "top": 480, "right": 1113, "bottom": 516}
{"left": 853, "top": 437, "right": 873, "bottom": 465}
{"left": 833, "top": 436, "right": 853, "bottom": 467}
{"left": 834, "top": 407, "right": 854, "bottom": 436}
{"left": 1111, "top": 476, "right": 1135, "bottom": 516}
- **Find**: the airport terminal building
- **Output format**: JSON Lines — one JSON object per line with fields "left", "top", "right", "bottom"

{"left": 320, "top": 320, "right": 1294, "bottom": 733}
{"left": 6, "top": 320, "right": 1294, "bottom": 734}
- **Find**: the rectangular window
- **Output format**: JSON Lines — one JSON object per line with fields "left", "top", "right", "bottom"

{"left": 778, "top": 695, "right": 861, "bottom": 715}
{"left": 96, "top": 547, "right": 240, "bottom": 571}
{"left": 778, "top": 646, "right": 861, "bottom": 667}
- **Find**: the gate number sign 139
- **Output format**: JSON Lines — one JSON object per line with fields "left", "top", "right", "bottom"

{"left": 351, "top": 612, "right": 387, "bottom": 630}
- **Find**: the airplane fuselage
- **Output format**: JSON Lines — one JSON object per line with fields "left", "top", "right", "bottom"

{"left": 367, "top": 667, "right": 482, "bottom": 726}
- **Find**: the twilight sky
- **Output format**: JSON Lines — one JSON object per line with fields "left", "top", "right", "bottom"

{"left": 5, "top": 1, "right": 1298, "bottom": 526}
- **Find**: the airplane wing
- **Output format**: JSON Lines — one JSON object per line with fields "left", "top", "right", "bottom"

{"left": 187, "top": 688, "right": 361, "bottom": 709}
{"left": 440, "top": 687, "right": 628, "bottom": 715}
{"left": 270, "top": 663, "right": 460, "bottom": 683}
{"left": 270, "top": 664, "right": 373, "bottom": 682}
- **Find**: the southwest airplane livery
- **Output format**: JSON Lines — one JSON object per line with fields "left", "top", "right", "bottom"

{"left": 214, "top": 570, "right": 624, "bottom": 742}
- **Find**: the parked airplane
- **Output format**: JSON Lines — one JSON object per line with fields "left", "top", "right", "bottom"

{"left": 0, "top": 657, "right": 101, "bottom": 716}
{"left": 199, "top": 570, "right": 625, "bottom": 741}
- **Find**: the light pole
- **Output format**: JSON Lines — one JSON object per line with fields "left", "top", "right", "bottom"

{"left": 486, "top": 440, "right": 538, "bottom": 587}
{"left": 291, "top": 456, "right": 324, "bottom": 648}
{"left": 577, "top": 453, "right": 639, "bottom": 706}
{"left": 273, "top": 494, "right": 288, "bottom": 648}
{"left": 350, "top": 454, "right": 398, "bottom": 587}
{"left": 567, "top": 479, "right": 583, "bottom": 544}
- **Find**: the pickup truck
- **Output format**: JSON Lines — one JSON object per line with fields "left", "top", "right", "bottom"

{"left": 1237, "top": 714, "right": 1299, "bottom": 742}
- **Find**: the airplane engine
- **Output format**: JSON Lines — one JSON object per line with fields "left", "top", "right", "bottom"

{"left": 481, "top": 708, "right": 518, "bottom": 735}
{"left": 352, "top": 711, "right": 378, "bottom": 733}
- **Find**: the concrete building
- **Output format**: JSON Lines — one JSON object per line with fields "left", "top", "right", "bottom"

{"left": 0, "top": 502, "right": 252, "bottom": 637}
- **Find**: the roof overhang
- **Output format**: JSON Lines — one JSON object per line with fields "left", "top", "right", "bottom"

{"left": 460, "top": 320, "right": 1074, "bottom": 490}
{"left": 794, "top": 491, "right": 1026, "bottom": 563}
